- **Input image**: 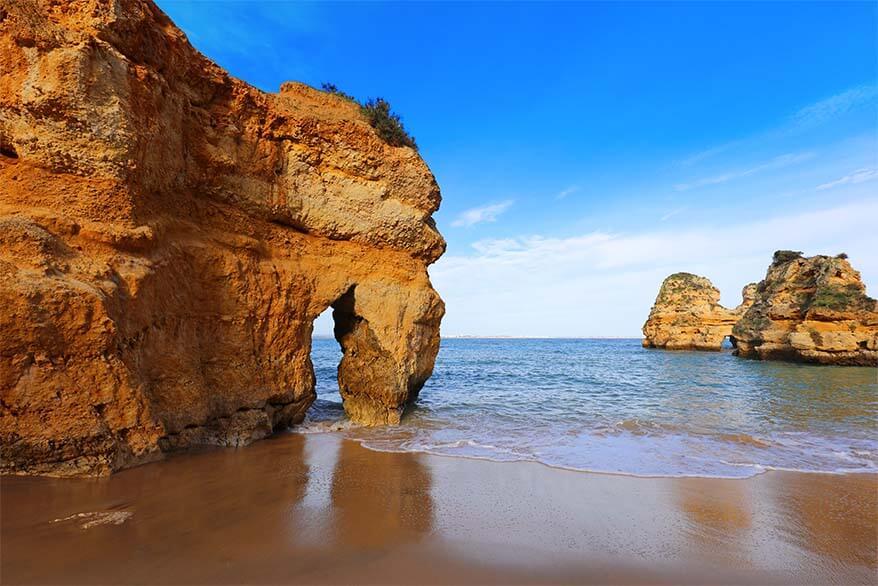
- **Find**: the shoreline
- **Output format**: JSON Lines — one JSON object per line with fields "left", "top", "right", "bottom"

{"left": 346, "top": 439, "right": 878, "bottom": 481}
{"left": 3, "top": 433, "right": 875, "bottom": 585}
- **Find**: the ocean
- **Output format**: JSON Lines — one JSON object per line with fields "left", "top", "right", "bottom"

{"left": 304, "top": 338, "right": 878, "bottom": 478}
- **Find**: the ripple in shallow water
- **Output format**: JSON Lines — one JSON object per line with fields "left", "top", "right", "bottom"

{"left": 306, "top": 338, "right": 878, "bottom": 478}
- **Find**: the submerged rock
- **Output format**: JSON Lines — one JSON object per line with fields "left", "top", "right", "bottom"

{"left": 0, "top": 0, "right": 444, "bottom": 475}
{"left": 642, "top": 273, "right": 755, "bottom": 351}
{"left": 733, "top": 251, "right": 878, "bottom": 366}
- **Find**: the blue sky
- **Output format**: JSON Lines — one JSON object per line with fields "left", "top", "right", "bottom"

{"left": 159, "top": 1, "right": 878, "bottom": 337}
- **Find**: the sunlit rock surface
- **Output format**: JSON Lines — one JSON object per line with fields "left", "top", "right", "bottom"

{"left": 642, "top": 273, "right": 755, "bottom": 351}
{"left": 733, "top": 251, "right": 878, "bottom": 366}
{"left": 0, "top": 0, "right": 444, "bottom": 475}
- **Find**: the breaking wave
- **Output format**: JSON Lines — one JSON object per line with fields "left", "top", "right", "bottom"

{"left": 304, "top": 338, "right": 878, "bottom": 478}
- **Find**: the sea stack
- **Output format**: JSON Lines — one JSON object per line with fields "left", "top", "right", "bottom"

{"left": 733, "top": 251, "right": 878, "bottom": 366}
{"left": 0, "top": 0, "right": 444, "bottom": 475}
{"left": 642, "top": 273, "right": 756, "bottom": 351}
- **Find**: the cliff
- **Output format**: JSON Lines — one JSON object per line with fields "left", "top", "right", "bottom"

{"left": 642, "top": 273, "right": 755, "bottom": 351}
{"left": 733, "top": 251, "right": 878, "bottom": 366}
{"left": 0, "top": 0, "right": 444, "bottom": 475}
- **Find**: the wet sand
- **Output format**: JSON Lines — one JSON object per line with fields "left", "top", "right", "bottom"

{"left": 2, "top": 433, "right": 876, "bottom": 585}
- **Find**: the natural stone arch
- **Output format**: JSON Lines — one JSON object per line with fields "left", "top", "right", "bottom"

{"left": 0, "top": 0, "right": 446, "bottom": 476}
{"left": 642, "top": 274, "right": 756, "bottom": 351}
{"left": 313, "top": 279, "right": 443, "bottom": 426}
{"left": 331, "top": 286, "right": 400, "bottom": 424}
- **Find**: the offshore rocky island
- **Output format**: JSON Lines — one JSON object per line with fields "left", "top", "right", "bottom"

{"left": 0, "top": 0, "right": 444, "bottom": 476}
{"left": 643, "top": 251, "right": 878, "bottom": 366}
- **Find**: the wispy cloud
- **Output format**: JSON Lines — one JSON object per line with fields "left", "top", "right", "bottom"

{"left": 816, "top": 167, "right": 878, "bottom": 191}
{"left": 660, "top": 207, "right": 687, "bottom": 222}
{"left": 674, "top": 152, "right": 815, "bottom": 191}
{"left": 556, "top": 186, "right": 579, "bottom": 200}
{"left": 439, "top": 200, "right": 878, "bottom": 274}
{"left": 678, "top": 141, "right": 743, "bottom": 167}
{"left": 678, "top": 84, "right": 877, "bottom": 168}
{"left": 430, "top": 199, "right": 878, "bottom": 336}
{"left": 451, "top": 200, "right": 514, "bottom": 227}
{"left": 791, "top": 85, "right": 878, "bottom": 129}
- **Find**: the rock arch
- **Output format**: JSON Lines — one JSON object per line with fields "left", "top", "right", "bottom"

{"left": 0, "top": 0, "right": 445, "bottom": 475}
{"left": 312, "top": 278, "right": 443, "bottom": 426}
{"left": 641, "top": 274, "right": 756, "bottom": 351}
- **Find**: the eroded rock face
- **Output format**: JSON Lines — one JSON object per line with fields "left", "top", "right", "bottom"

{"left": 642, "top": 273, "right": 755, "bottom": 351}
{"left": 0, "top": 0, "right": 444, "bottom": 475}
{"left": 733, "top": 252, "right": 878, "bottom": 366}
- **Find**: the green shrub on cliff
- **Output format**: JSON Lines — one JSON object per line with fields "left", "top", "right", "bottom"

{"left": 734, "top": 312, "right": 771, "bottom": 336}
{"left": 320, "top": 83, "right": 357, "bottom": 103}
{"left": 319, "top": 84, "right": 418, "bottom": 150}
{"left": 810, "top": 284, "right": 871, "bottom": 311}
{"left": 360, "top": 98, "right": 418, "bottom": 150}
{"left": 772, "top": 250, "right": 803, "bottom": 264}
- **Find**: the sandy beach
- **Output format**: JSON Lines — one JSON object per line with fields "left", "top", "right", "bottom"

{"left": 2, "top": 432, "right": 875, "bottom": 585}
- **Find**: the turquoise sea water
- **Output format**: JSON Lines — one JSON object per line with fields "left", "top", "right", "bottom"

{"left": 305, "top": 338, "right": 878, "bottom": 478}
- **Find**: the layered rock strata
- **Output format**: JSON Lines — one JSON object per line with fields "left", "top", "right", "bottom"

{"left": 733, "top": 251, "right": 878, "bottom": 366}
{"left": 642, "top": 273, "right": 755, "bottom": 351}
{"left": 0, "top": 0, "right": 444, "bottom": 475}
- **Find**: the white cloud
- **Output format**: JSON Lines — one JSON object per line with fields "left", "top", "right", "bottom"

{"left": 450, "top": 200, "right": 513, "bottom": 227}
{"left": 816, "top": 167, "right": 878, "bottom": 191}
{"left": 556, "top": 186, "right": 579, "bottom": 200}
{"left": 674, "top": 152, "right": 814, "bottom": 191}
{"left": 430, "top": 199, "right": 878, "bottom": 337}
{"left": 791, "top": 85, "right": 878, "bottom": 129}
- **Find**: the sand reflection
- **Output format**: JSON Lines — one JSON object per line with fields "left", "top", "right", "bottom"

{"left": 1, "top": 435, "right": 312, "bottom": 584}
{"left": 768, "top": 472, "right": 877, "bottom": 568}
{"left": 330, "top": 439, "right": 434, "bottom": 548}
{"left": 675, "top": 478, "right": 753, "bottom": 565}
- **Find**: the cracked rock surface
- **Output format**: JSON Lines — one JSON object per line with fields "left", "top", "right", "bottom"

{"left": 0, "top": 0, "right": 444, "bottom": 475}
{"left": 733, "top": 252, "right": 878, "bottom": 366}
{"left": 642, "top": 273, "right": 755, "bottom": 351}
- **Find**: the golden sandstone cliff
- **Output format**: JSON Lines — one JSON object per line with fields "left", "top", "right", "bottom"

{"left": 0, "top": 0, "right": 444, "bottom": 475}
{"left": 641, "top": 273, "right": 756, "bottom": 351}
{"left": 733, "top": 251, "right": 878, "bottom": 366}
{"left": 644, "top": 252, "right": 878, "bottom": 366}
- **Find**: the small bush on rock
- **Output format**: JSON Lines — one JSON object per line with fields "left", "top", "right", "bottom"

{"left": 360, "top": 98, "right": 418, "bottom": 150}
{"left": 810, "top": 284, "right": 873, "bottom": 311}
{"left": 773, "top": 250, "right": 803, "bottom": 264}
{"left": 320, "top": 83, "right": 357, "bottom": 103}
{"left": 319, "top": 84, "right": 418, "bottom": 150}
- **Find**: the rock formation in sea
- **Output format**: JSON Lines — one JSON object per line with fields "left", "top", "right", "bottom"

{"left": 642, "top": 273, "right": 756, "bottom": 351}
{"left": 0, "top": 0, "right": 444, "bottom": 475}
{"left": 733, "top": 251, "right": 878, "bottom": 366}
